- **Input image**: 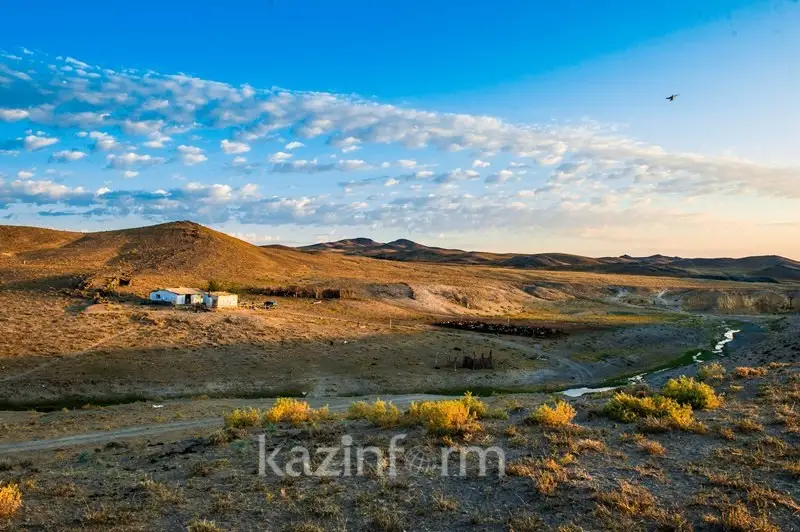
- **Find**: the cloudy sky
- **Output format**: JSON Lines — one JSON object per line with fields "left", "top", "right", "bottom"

{"left": 1, "top": 1, "right": 798, "bottom": 258}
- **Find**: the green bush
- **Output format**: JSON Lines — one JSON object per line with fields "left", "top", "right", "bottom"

{"left": 662, "top": 376, "right": 722, "bottom": 410}
{"left": 697, "top": 362, "right": 726, "bottom": 382}
{"left": 602, "top": 392, "right": 694, "bottom": 429}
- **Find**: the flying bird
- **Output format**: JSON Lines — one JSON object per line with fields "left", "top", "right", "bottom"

{"left": 666, "top": 94, "right": 679, "bottom": 102}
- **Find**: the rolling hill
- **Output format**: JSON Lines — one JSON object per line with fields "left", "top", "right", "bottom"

{"left": 300, "top": 237, "right": 800, "bottom": 282}
{"left": 2, "top": 221, "right": 799, "bottom": 291}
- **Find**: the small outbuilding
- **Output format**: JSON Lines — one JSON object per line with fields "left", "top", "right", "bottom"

{"left": 149, "top": 287, "right": 204, "bottom": 305}
{"left": 203, "top": 291, "right": 238, "bottom": 308}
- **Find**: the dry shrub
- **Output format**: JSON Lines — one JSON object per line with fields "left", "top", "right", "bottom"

{"left": 508, "top": 512, "right": 545, "bottom": 532}
{"left": 459, "top": 392, "right": 488, "bottom": 418}
{"left": 507, "top": 457, "right": 568, "bottom": 496}
{"left": 574, "top": 438, "right": 605, "bottom": 453}
{"left": 720, "top": 502, "right": 778, "bottom": 532}
{"left": 595, "top": 480, "right": 657, "bottom": 516}
{"left": 783, "top": 461, "right": 800, "bottom": 477}
{"left": 637, "top": 439, "right": 665, "bottom": 456}
{"left": 265, "top": 399, "right": 330, "bottom": 425}
{"left": 527, "top": 400, "right": 576, "bottom": 427}
{"left": 697, "top": 362, "right": 726, "bottom": 382}
{"left": 223, "top": 407, "right": 262, "bottom": 428}
{"left": 407, "top": 398, "right": 481, "bottom": 436}
{"left": 406, "top": 393, "right": 486, "bottom": 435}
{"left": 734, "top": 367, "right": 768, "bottom": 378}
{"left": 506, "top": 457, "right": 538, "bottom": 477}
{"left": 533, "top": 470, "right": 560, "bottom": 496}
{"left": 348, "top": 399, "right": 402, "bottom": 427}
{"left": 366, "top": 506, "right": 405, "bottom": 532}
{"left": 431, "top": 492, "right": 459, "bottom": 512}
{"left": 0, "top": 483, "right": 22, "bottom": 518}
{"left": 603, "top": 392, "right": 694, "bottom": 430}
{"left": 285, "top": 523, "right": 324, "bottom": 532}
{"left": 186, "top": 519, "right": 224, "bottom": 532}
{"left": 662, "top": 375, "right": 722, "bottom": 410}
{"left": 83, "top": 505, "right": 113, "bottom": 525}
{"left": 139, "top": 479, "right": 184, "bottom": 505}
{"left": 734, "top": 419, "right": 764, "bottom": 433}
{"left": 208, "top": 428, "right": 245, "bottom": 446}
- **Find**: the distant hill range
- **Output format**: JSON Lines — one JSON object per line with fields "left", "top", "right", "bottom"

{"left": 298, "top": 238, "right": 800, "bottom": 283}
{"left": 2, "top": 222, "right": 798, "bottom": 286}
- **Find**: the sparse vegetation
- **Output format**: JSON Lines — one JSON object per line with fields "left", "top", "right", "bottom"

{"left": 223, "top": 407, "right": 262, "bottom": 428}
{"left": 186, "top": 519, "right": 224, "bottom": 532}
{"left": 734, "top": 418, "right": 764, "bottom": 433}
{"left": 527, "top": 399, "right": 576, "bottom": 427}
{"left": 734, "top": 366, "right": 769, "bottom": 378}
{"left": 0, "top": 483, "right": 23, "bottom": 518}
{"left": 662, "top": 375, "right": 722, "bottom": 410}
{"left": 719, "top": 502, "right": 778, "bottom": 532}
{"left": 348, "top": 399, "right": 402, "bottom": 427}
{"left": 697, "top": 361, "right": 726, "bottom": 381}
{"left": 264, "top": 399, "right": 330, "bottom": 425}
{"left": 602, "top": 392, "right": 695, "bottom": 429}
{"left": 407, "top": 396, "right": 482, "bottom": 436}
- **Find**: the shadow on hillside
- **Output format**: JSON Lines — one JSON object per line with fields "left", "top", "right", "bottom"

{"left": 0, "top": 316, "right": 733, "bottom": 410}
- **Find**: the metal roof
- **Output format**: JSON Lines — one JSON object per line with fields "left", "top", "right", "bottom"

{"left": 154, "top": 287, "right": 204, "bottom": 295}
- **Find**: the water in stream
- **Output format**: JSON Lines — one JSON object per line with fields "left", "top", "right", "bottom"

{"left": 561, "top": 325, "right": 745, "bottom": 398}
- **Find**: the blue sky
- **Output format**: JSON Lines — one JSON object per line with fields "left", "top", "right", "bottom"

{"left": 1, "top": 0, "right": 799, "bottom": 257}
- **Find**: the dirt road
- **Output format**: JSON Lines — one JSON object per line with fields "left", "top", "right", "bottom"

{"left": 0, "top": 394, "right": 448, "bottom": 455}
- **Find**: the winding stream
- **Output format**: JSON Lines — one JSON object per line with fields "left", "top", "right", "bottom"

{"left": 561, "top": 325, "right": 743, "bottom": 398}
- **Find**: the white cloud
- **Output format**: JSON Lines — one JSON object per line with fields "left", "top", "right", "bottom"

{"left": 123, "top": 170, "right": 139, "bottom": 178}
{"left": 106, "top": 152, "right": 165, "bottom": 169}
{"left": 221, "top": 139, "right": 251, "bottom": 154}
{"left": 142, "top": 132, "right": 172, "bottom": 149}
{"left": 2, "top": 50, "right": 800, "bottom": 250}
{"left": 271, "top": 158, "right": 373, "bottom": 173}
{"left": 434, "top": 168, "right": 480, "bottom": 184}
{"left": 122, "top": 119, "right": 164, "bottom": 136}
{"left": 268, "top": 151, "right": 293, "bottom": 163}
{"left": 50, "top": 150, "right": 87, "bottom": 162}
{"left": 338, "top": 159, "right": 370, "bottom": 171}
{"left": 485, "top": 169, "right": 515, "bottom": 184}
{"left": 23, "top": 134, "right": 59, "bottom": 151}
{"left": 0, "top": 108, "right": 29, "bottom": 122}
{"left": 17, "top": 170, "right": 34, "bottom": 179}
{"left": 88, "top": 131, "right": 119, "bottom": 151}
{"left": 177, "top": 145, "right": 207, "bottom": 165}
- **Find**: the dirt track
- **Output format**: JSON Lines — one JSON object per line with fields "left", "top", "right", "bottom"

{"left": 0, "top": 394, "right": 449, "bottom": 454}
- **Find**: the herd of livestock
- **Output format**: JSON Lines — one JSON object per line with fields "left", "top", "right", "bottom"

{"left": 434, "top": 320, "right": 565, "bottom": 338}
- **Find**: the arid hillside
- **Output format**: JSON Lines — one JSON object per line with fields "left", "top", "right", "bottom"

{"left": 0, "top": 225, "right": 82, "bottom": 254}
{"left": 1, "top": 221, "right": 798, "bottom": 316}
{"left": 300, "top": 237, "right": 800, "bottom": 282}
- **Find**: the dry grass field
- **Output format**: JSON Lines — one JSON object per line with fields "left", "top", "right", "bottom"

{"left": 1, "top": 360, "right": 799, "bottom": 531}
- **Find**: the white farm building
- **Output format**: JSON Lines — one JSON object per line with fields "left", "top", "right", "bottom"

{"left": 203, "top": 291, "right": 239, "bottom": 308}
{"left": 149, "top": 287, "right": 204, "bottom": 305}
